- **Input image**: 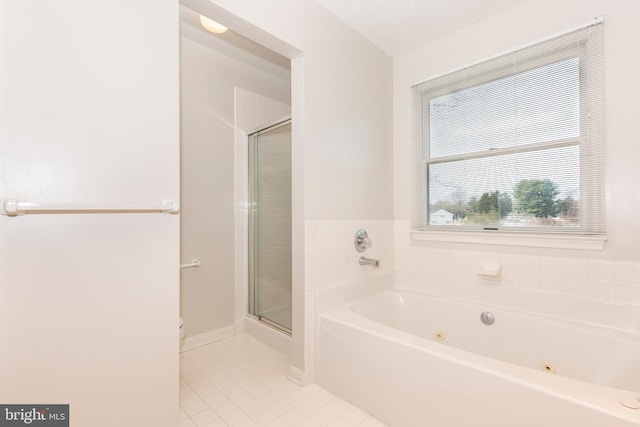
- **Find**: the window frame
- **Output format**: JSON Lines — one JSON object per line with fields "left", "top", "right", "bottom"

{"left": 411, "top": 19, "right": 605, "bottom": 249}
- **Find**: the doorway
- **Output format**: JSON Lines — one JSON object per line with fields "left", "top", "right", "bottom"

{"left": 179, "top": 3, "right": 291, "bottom": 346}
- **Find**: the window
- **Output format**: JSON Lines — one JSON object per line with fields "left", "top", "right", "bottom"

{"left": 413, "top": 19, "right": 604, "bottom": 238}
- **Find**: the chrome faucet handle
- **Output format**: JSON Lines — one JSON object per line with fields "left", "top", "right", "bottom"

{"left": 354, "top": 229, "right": 373, "bottom": 253}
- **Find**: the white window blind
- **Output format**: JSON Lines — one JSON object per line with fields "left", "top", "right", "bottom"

{"left": 412, "top": 18, "right": 604, "bottom": 235}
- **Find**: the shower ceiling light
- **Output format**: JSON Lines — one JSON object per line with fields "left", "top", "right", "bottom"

{"left": 199, "top": 15, "right": 228, "bottom": 34}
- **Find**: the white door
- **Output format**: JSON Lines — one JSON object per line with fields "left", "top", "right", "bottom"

{"left": 0, "top": 2, "right": 180, "bottom": 426}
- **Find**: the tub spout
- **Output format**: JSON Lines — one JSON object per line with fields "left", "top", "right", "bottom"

{"left": 359, "top": 256, "right": 380, "bottom": 267}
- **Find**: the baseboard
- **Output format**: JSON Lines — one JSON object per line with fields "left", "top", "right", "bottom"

{"left": 180, "top": 325, "right": 235, "bottom": 352}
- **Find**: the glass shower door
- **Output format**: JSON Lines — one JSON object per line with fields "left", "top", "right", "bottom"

{"left": 248, "top": 120, "right": 292, "bottom": 333}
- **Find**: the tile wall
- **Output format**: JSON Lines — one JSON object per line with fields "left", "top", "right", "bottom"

{"left": 304, "top": 219, "right": 640, "bottom": 308}
{"left": 304, "top": 219, "right": 394, "bottom": 376}
{"left": 304, "top": 220, "right": 395, "bottom": 292}
{"left": 394, "top": 220, "right": 640, "bottom": 306}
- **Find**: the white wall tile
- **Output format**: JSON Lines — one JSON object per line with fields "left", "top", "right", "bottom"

{"left": 434, "top": 260, "right": 452, "bottom": 280}
{"left": 305, "top": 220, "right": 394, "bottom": 293}
{"left": 562, "top": 258, "right": 588, "bottom": 278}
{"left": 615, "top": 262, "right": 640, "bottom": 284}
{"left": 519, "top": 255, "right": 540, "bottom": 273}
{"left": 450, "top": 262, "right": 467, "bottom": 281}
{"left": 588, "top": 279, "right": 615, "bottom": 302}
{"left": 587, "top": 260, "right": 616, "bottom": 281}
{"left": 393, "top": 222, "right": 640, "bottom": 305}
{"left": 539, "top": 273, "right": 563, "bottom": 293}
{"left": 615, "top": 282, "right": 640, "bottom": 305}
{"left": 468, "top": 250, "right": 500, "bottom": 266}
{"left": 539, "top": 256, "right": 563, "bottom": 276}
{"left": 395, "top": 257, "right": 412, "bottom": 273}
{"left": 518, "top": 271, "right": 540, "bottom": 290}
{"left": 499, "top": 253, "right": 519, "bottom": 286}
{"left": 562, "top": 275, "right": 588, "bottom": 297}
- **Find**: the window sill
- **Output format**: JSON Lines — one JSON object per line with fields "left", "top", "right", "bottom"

{"left": 411, "top": 230, "right": 607, "bottom": 251}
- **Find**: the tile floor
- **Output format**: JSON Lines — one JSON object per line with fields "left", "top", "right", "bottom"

{"left": 179, "top": 334, "right": 387, "bottom": 427}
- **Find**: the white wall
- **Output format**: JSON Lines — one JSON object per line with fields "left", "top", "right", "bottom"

{"left": 0, "top": 1, "right": 180, "bottom": 426}
{"left": 180, "top": 31, "right": 290, "bottom": 342}
{"left": 394, "top": 1, "right": 640, "bottom": 302}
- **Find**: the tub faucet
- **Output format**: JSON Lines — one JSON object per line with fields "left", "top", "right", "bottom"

{"left": 359, "top": 256, "right": 380, "bottom": 267}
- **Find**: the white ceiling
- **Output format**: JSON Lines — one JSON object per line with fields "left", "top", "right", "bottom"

{"left": 316, "top": 0, "right": 529, "bottom": 57}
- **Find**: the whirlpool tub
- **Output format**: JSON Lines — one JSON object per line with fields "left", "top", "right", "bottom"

{"left": 315, "top": 272, "right": 640, "bottom": 426}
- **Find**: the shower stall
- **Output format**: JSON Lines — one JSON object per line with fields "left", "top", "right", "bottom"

{"left": 248, "top": 120, "right": 292, "bottom": 333}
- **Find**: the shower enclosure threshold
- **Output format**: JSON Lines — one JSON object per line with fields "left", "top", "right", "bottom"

{"left": 258, "top": 316, "right": 292, "bottom": 336}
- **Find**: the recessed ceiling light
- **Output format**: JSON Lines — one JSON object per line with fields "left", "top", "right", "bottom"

{"left": 199, "top": 15, "right": 228, "bottom": 34}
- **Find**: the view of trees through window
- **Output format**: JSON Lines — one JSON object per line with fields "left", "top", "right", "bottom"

{"left": 429, "top": 178, "right": 579, "bottom": 227}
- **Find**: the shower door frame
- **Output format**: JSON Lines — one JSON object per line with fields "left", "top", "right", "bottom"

{"left": 247, "top": 118, "right": 292, "bottom": 335}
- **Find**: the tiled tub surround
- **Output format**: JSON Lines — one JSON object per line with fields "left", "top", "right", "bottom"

{"left": 304, "top": 219, "right": 640, "bottom": 385}
{"left": 300, "top": 220, "right": 394, "bottom": 380}
{"left": 315, "top": 272, "right": 640, "bottom": 427}
{"left": 394, "top": 221, "right": 640, "bottom": 306}
{"left": 305, "top": 220, "right": 640, "bottom": 306}
{"left": 305, "top": 220, "right": 394, "bottom": 292}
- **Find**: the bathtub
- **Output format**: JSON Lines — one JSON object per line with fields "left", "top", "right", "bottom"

{"left": 315, "top": 272, "right": 640, "bottom": 426}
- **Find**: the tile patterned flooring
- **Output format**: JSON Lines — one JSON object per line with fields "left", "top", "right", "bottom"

{"left": 179, "top": 334, "right": 387, "bottom": 427}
